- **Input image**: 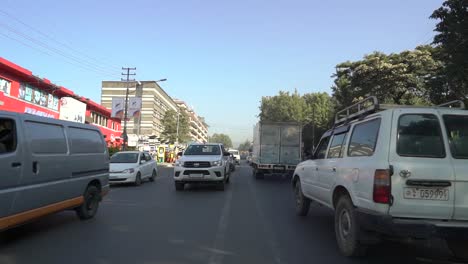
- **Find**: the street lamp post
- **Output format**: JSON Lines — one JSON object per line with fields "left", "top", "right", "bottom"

{"left": 176, "top": 111, "right": 180, "bottom": 144}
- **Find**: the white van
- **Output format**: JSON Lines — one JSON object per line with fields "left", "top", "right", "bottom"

{"left": 292, "top": 98, "right": 468, "bottom": 260}
{"left": 0, "top": 111, "right": 110, "bottom": 231}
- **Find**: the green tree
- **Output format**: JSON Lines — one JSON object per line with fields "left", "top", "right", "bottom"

{"left": 238, "top": 140, "right": 252, "bottom": 151}
{"left": 259, "top": 90, "right": 308, "bottom": 123}
{"left": 430, "top": 0, "right": 468, "bottom": 105}
{"left": 161, "top": 110, "right": 190, "bottom": 143}
{"left": 209, "top": 133, "right": 233, "bottom": 148}
{"left": 258, "top": 90, "right": 335, "bottom": 150}
{"left": 331, "top": 46, "right": 441, "bottom": 109}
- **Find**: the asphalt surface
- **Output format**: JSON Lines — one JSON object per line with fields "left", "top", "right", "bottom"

{"left": 0, "top": 161, "right": 463, "bottom": 264}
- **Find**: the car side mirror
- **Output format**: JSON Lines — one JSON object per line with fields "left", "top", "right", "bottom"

{"left": 177, "top": 152, "right": 183, "bottom": 156}
{"left": 140, "top": 160, "right": 146, "bottom": 164}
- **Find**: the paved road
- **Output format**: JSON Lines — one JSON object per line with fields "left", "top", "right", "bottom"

{"left": 0, "top": 162, "right": 460, "bottom": 264}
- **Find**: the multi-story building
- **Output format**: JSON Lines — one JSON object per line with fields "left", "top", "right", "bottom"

{"left": 174, "top": 99, "right": 209, "bottom": 143}
{"left": 0, "top": 57, "right": 122, "bottom": 147}
{"left": 101, "top": 81, "right": 178, "bottom": 137}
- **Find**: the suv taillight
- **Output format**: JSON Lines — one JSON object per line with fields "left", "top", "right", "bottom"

{"left": 373, "top": 169, "right": 391, "bottom": 204}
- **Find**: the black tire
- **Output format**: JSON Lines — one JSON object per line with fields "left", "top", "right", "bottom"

{"left": 134, "top": 173, "right": 142, "bottom": 186}
{"left": 255, "top": 170, "right": 264, "bottom": 179}
{"left": 76, "top": 185, "right": 100, "bottom": 220}
{"left": 149, "top": 170, "right": 156, "bottom": 182}
{"left": 294, "top": 180, "right": 310, "bottom": 216}
{"left": 447, "top": 240, "right": 468, "bottom": 261}
{"left": 175, "top": 182, "right": 184, "bottom": 191}
{"left": 334, "top": 195, "right": 367, "bottom": 257}
{"left": 217, "top": 180, "right": 225, "bottom": 191}
{"left": 226, "top": 175, "right": 230, "bottom": 184}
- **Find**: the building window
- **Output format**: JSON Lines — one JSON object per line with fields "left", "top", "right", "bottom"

{"left": 1, "top": 78, "right": 12, "bottom": 95}
{"left": 18, "top": 83, "right": 59, "bottom": 111}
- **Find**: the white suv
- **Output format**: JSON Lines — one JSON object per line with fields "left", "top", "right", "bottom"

{"left": 174, "top": 143, "right": 231, "bottom": 191}
{"left": 292, "top": 97, "right": 468, "bottom": 260}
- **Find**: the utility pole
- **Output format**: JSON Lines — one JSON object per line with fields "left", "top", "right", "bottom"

{"left": 121, "top": 67, "right": 136, "bottom": 151}
{"left": 176, "top": 110, "right": 180, "bottom": 144}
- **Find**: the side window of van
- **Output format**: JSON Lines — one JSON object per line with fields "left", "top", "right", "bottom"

{"left": 24, "top": 121, "right": 67, "bottom": 154}
{"left": 0, "top": 118, "right": 17, "bottom": 154}
{"left": 69, "top": 127, "right": 105, "bottom": 154}
{"left": 315, "top": 136, "right": 330, "bottom": 159}
{"left": 348, "top": 118, "right": 381, "bottom": 157}
{"left": 397, "top": 114, "right": 445, "bottom": 158}
{"left": 327, "top": 133, "right": 348, "bottom": 159}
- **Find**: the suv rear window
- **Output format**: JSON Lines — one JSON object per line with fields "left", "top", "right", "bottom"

{"left": 443, "top": 115, "right": 468, "bottom": 159}
{"left": 397, "top": 114, "right": 445, "bottom": 158}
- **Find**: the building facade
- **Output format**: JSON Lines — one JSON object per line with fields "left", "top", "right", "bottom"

{"left": 0, "top": 57, "right": 122, "bottom": 147}
{"left": 174, "top": 100, "right": 209, "bottom": 143}
{"left": 101, "top": 81, "right": 178, "bottom": 138}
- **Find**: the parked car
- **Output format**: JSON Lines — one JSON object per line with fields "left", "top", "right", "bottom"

{"left": 174, "top": 143, "right": 231, "bottom": 191}
{"left": 292, "top": 97, "right": 468, "bottom": 260}
{"left": 109, "top": 151, "right": 158, "bottom": 186}
{"left": 0, "top": 111, "right": 109, "bottom": 231}
{"left": 228, "top": 149, "right": 241, "bottom": 165}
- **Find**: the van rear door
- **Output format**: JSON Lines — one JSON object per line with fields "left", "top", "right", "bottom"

{"left": 442, "top": 113, "right": 468, "bottom": 220}
{"left": 388, "top": 109, "right": 455, "bottom": 219}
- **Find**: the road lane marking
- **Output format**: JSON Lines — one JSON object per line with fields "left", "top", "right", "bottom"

{"left": 208, "top": 186, "right": 234, "bottom": 264}
{"left": 247, "top": 177, "right": 283, "bottom": 264}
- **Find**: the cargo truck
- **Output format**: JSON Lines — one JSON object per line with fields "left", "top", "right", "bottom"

{"left": 251, "top": 122, "right": 302, "bottom": 179}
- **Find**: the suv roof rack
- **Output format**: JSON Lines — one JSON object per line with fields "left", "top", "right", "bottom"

{"left": 334, "top": 97, "right": 466, "bottom": 126}
{"left": 335, "top": 96, "right": 379, "bottom": 126}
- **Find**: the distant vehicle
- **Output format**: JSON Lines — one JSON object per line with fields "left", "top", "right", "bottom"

{"left": 292, "top": 97, "right": 468, "bottom": 261}
{"left": 109, "top": 151, "right": 158, "bottom": 186}
{"left": 228, "top": 149, "right": 241, "bottom": 165}
{"left": 174, "top": 143, "right": 231, "bottom": 191}
{"left": 252, "top": 122, "right": 302, "bottom": 179}
{"left": 0, "top": 111, "right": 109, "bottom": 231}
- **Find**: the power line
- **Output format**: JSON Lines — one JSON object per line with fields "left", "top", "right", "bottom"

{"left": 0, "top": 31, "right": 117, "bottom": 79}
{"left": 0, "top": 8, "right": 120, "bottom": 71}
{"left": 0, "top": 23, "right": 119, "bottom": 77}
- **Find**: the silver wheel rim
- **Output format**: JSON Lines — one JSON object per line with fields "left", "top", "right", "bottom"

{"left": 339, "top": 209, "right": 352, "bottom": 241}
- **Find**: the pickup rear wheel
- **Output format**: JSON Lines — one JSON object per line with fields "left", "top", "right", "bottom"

{"left": 447, "top": 240, "right": 468, "bottom": 261}
{"left": 335, "top": 196, "right": 367, "bottom": 257}
{"left": 294, "top": 180, "right": 310, "bottom": 216}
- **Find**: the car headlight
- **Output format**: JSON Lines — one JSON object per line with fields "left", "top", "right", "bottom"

{"left": 212, "top": 160, "right": 223, "bottom": 166}
{"left": 175, "top": 161, "right": 183, "bottom": 167}
{"left": 123, "top": 168, "right": 135, "bottom": 173}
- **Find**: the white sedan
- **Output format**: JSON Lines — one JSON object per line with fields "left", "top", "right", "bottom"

{"left": 109, "top": 151, "right": 158, "bottom": 186}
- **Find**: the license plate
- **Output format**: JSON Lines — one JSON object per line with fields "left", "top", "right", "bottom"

{"left": 189, "top": 174, "right": 203, "bottom": 178}
{"left": 273, "top": 166, "right": 285, "bottom": 171}
{"left": 403, "top": 187, "right": 449, "bottom": 201}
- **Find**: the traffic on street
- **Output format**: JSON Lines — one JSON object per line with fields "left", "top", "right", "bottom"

{"left": 0, "top": 163, "right": 460, "bottom": 264}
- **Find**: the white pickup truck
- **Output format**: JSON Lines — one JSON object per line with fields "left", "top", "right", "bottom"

{"left": 174, "top": 143, "right": 231, "bottom": 191}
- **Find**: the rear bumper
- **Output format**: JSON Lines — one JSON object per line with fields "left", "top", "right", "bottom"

{"left": 357, "top": 208, "right": 468, "bottom": 240}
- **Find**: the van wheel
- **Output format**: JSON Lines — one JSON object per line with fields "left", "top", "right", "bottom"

{"left": 294, "top": 180, "right": 310, "bottom": 216}
{"left": 149, "top": 170, "right": 157, "bottom": 182}
{"left": 335, "top": 196, "right": 367, "bottom": 257}
{"left": 447, "top": 240, "right": 468, "bottom": 261}
{"left": 134, "top": 173, "right": 142, "bottom": 186}
{"left": 76, "top": 185, "right": 100, "bottom": 220}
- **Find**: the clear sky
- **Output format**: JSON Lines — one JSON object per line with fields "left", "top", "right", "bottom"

{"left": 1, "top": 0, "right": 443, "bottom": 146}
